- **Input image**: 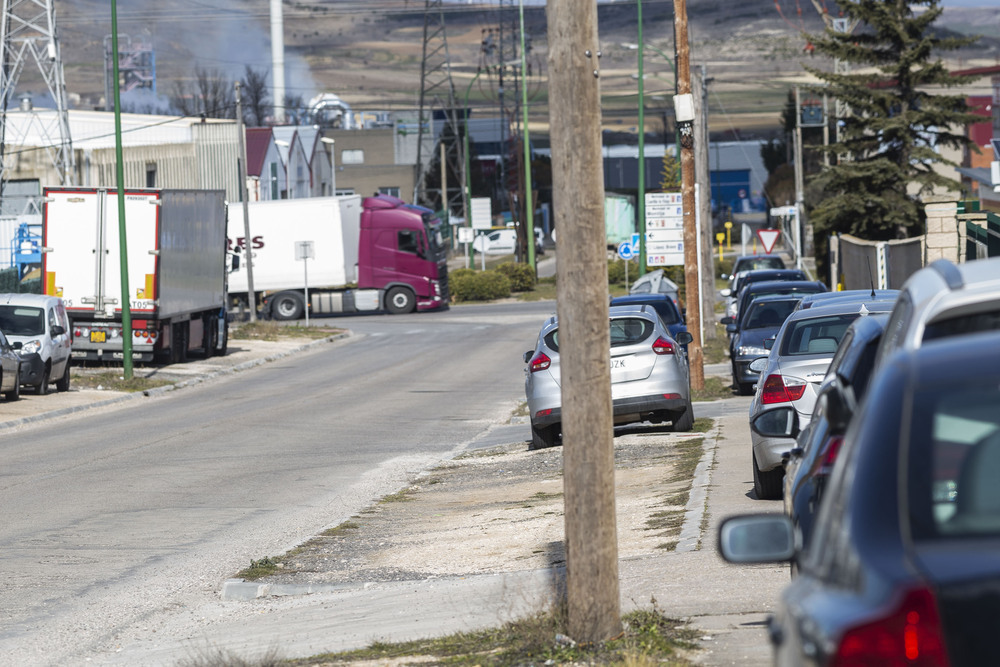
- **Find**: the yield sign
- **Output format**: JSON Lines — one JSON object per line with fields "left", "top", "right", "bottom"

{"left": 756, "top": 228, "right": 781, "bottom": 254}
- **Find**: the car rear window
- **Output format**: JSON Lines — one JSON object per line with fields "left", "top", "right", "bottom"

{"left": 734, "top": 257, "right": 785, "bottom": 273}
{"left": 780, "top": 314, "right": 857, "bottom": 356}
{"left": 544, "top": 317, "right": 655, "bottom": 352}
{"left": 909, "top": 382, "right": 1000, "bottom": 540}
{"left": 923, "top": 308, "right": 1000, "bottom": 343}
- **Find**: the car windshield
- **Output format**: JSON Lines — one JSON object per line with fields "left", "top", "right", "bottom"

{"left": 779, "top": 314, "right": 856, "bottom": 356}
{"left": 910, "top": 382, "right": 1000, "bottom": 539}
{"left": 0, "top": 305, "right": 45, "bottom": 336}
{"left": 743, "top": 300, "right": 798, "bottom": 329}
{"left": 545, "top": 317, "right": 654, "bottom": 352}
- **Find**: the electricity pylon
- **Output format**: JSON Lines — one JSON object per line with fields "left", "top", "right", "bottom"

{"left": 414, "top": 0, "right": 463, "bottom": 216}
{"left": 0, "top": 0, "right": 75, "bottom": 191}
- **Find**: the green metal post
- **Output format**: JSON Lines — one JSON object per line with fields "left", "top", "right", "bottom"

{"left": 637, "top": 0, "right": 646, "bottom": 274}
{"left": 110, "top": 0, "right": 133, "bottom": 378}
{"left": 520, "top": 0, "right": 535, "bottom": 273}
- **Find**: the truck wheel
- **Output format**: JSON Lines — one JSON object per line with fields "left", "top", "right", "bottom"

{"left": 170, "top": 322, "right": 188, "bottom": 364}
{"left": 56, "top": 362, "right": 71, "bottom": 392}
{"left": 202, "top": 314, "right": 217, "bottom": 358}
{"left": 385, "top": 287, "right": 415, "bottom": 314}
{"left": 271, "top": 292, "right": 305, "bottom": 320}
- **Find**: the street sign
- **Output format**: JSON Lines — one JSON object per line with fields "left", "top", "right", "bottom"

{"left": 769, "top": 206, "right": 796, "bottom": 217}
{"left": 471, "top": 197, "right": 493, "bottom": 230}
{"left": 756, "top": 228, "right": 781, "bottom": 254}
{"left": 457, "top": 226, "right": 475, "bottom": 244}
{"left": 617, "top": 240, "right": 635, "bottom": 261}
{"left": 645, "top": 192, "right": 683, "bottom": 266}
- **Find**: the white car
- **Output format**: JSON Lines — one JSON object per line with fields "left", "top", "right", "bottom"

{"left": 0, "top": 293, "right": 73, "bottom": 394}
{"left": 472, "top": 228, "right": 544, "bottom": 256}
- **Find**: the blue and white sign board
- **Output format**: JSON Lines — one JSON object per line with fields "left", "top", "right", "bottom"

{"left": 617, "top": 233, "right": 641, "bottom": 261}
{"left": 471, "top": 197, "right": 493, "bottom": 230}
{"left": 645, "top": 192, "right": 684, "bottom": 266}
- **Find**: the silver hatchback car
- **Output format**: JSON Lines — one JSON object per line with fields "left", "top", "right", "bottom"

{"left": 523, "top": 304, "right": 694, "bottom": 449}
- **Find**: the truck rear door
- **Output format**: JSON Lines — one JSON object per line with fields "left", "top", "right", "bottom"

{"left": 43, "top": 189, "right": 160, "bottom": 317}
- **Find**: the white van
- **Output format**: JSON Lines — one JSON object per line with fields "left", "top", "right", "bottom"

{"left": 0, "top": 293, "right": 73, "bottom": 394}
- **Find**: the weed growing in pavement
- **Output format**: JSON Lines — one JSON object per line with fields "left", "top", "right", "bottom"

{"left": 321, "top": 521, "right": 360, "bottom": 537}
{"left": 69, "top": 372, "right": 173, "bottom": 393}
{"left": 379, "top": 488, "right": 416, "bottom": 503}
{"left": 692, "top": 417, "right": 714, "bottom": 433}
{"left": 237, "top": 556, "right": 281, "bottom": 581}
{"left": 292, "top": 606, "right": 697, "bottom": 666}
{"left": 177, "top": 645, "right": 283, "bottom": 667}
{"left": 692, "top": 376, "right": 736, "bottom": 401}
{"left": 229, "top": 321, "right": 342, "bottom": 341}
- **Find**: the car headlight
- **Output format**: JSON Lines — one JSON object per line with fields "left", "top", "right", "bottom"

{"left": 737, "top": 345, "right": 768, "bottom": 358}
{"left": 22, "top": 339, "right": 41, "bottom": 355}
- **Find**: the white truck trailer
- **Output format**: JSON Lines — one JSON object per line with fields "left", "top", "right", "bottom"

{"left": 42, "top": 187, "right": 229, "bottom": 363}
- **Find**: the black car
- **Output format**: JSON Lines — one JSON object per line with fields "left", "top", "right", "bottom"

{"left": 720, "top": 331, "right": 1000, "bottom": 666}
{"left": 726, "top": 294, "right": 801, "bottom": 395}
{"left": 781, "top": 312, "right": 889, "bottom": 548}
{"left": 728, "top": 279, "right": 828, "bottom": 332}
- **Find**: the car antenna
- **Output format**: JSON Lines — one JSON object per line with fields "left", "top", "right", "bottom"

{"left": 866, "top": 256, "right": 876, "bottom": 299}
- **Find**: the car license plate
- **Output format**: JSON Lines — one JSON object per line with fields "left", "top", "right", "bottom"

{"left": 610, "top": 358, "right": 627, "bottom": 369}
{"left": 90, "top": 331, "right": 106, "bottom": 344}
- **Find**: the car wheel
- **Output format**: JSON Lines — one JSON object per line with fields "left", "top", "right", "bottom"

{"left": 385, "top": 286, "right": 416, "bottom": 314}
{"left": 753, "top": 451, "right": 783, "bottom": 500}
{"left": 55, "top": 361, "right": 71, "bottom": 392}
{"left": 5, "top": 367, "right": 20, "bottom": 401}
{"left": 672, "top": 398, "right": 694, "bottom": 432}
{"left": 35, "top": 366, "right": 49, "bottom": 395}
{"left": 529, "top": 422, "right": 558, "bottom": 450}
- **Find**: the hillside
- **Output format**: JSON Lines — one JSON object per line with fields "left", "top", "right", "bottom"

{"left": 31, "top": 1, "right": 1000, "bottom": 137}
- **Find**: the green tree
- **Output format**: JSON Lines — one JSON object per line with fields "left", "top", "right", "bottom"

{"left": 659, "top": 149, "right": 680, "bottom": 190}
{"left": 805, "top": 0, "right": 980, "bottom": 241}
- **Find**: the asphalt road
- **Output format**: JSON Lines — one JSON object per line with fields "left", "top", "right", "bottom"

{"left": 0, "top": 301, "right": 557, "bottom": 665}
{"left": 0, "top": 300, "right": 788, "bottom": 666}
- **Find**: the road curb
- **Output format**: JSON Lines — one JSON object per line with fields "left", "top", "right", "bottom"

{"left": 0, "top": 332, "right": 350, "bottom": 432}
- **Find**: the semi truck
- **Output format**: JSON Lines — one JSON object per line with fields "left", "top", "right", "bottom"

{"left": 227, "top": 194, "right": 449, "bottom": 319}
{"left": 41, "top": 187, "right": 229, "bottom": 363}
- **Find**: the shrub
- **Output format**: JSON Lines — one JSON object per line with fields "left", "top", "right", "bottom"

{"left": 451, "top": 270, "right": 512, "bottom": 302}
{"left": 608, "top": 259, "right": 626, "bottom": 285}
{"left": 495, "top": 262, "right": 535, "bottom": 292}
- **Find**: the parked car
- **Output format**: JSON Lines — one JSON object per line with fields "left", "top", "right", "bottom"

{"left": 746, "top": 300, "right": 893, "bottom": 499}
{"left": 0, "top": 328, "right": 24, "bottom": 401}
{"left": 875, "top": 256, "right": 1000, "bottom": 368}
{"left": 727, "top": 294, "right": 801, "bottom": 395}
{"left": 609, "top": 293, "right": 688, "bottom": 354}
{"left": 523, "top": 304, "right": 694, "bottom": 449}
{"left": 780, "top": 312, "right": 890, "bottom": 548}
{"left": 722, "top": 269, "right": 808, "bottom": 320}
{"left": 628, "top": 269, "right": 683, "bottom": 315}
{"left": 0, "top": 293, "right": 72, "bottom": 394}
{"left": 794, "top": 288, "right": 899, "bottom": 311}
{"left": 720, "top": 254, "right": 786, "bottom": 287}
{"left": 720, "top": 331, "right": 1000, "bottom": 667}
{"left": 729, "top": 280, "right": 828, "bottom": 334}
{"left": 472, "top": 227, "right": 544, "bottom": 256}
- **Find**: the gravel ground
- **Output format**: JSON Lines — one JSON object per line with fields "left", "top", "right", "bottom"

{"left": 250, "top": 426, "right": 707, "bottom": 588}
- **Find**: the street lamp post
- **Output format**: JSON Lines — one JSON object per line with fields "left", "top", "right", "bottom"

{"left": 320, "top": 136, "right": 336, "bottom": 196}
{"left": 637, "top": 0, "right": 646, "bottom": 273}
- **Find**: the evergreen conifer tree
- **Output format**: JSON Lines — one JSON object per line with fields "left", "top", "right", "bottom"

{"left": 805, "top": 0, "right": 980, "bottom": 240}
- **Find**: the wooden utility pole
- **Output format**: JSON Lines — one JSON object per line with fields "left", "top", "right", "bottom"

{"left": 547, "top": 0, "right": 622, "bottom": 643}
{"left": 673, "top": 0, "right": 704, "bottom": 390}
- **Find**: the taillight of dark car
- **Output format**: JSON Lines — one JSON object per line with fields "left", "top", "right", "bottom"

{"left": 832, "top": 586, "right": 950, "bottom": 667}
{"left": 817, "top": 435, "right": 845, "bottom": 476}
{"left": 760, "top": 374, "right": 807, "bottom": 404}
{"left": 529, "top": 352, "right": 551, "bottom": 373}
{"left": 652, "top": 337, "right": 676, "bottom": 355}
